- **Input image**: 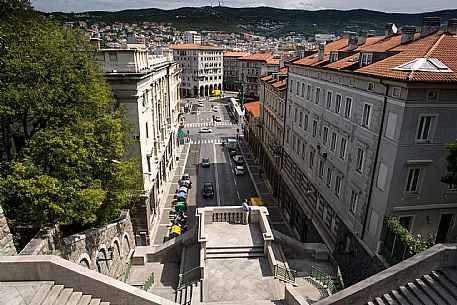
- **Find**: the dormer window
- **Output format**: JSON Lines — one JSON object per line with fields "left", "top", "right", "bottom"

{"left": 360, "top": 53, "right": 373, "bottom": 67}
{"left": 330, "top": 52, "right": 338, "bottom": 63}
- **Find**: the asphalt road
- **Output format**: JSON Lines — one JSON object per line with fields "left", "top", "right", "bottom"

{"left": 183, "top": 97, "right": 257, "bottom": 209}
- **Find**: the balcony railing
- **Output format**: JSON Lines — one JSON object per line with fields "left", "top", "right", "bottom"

{"left": 178, "top": 266, "right": 202, "bottom": 289}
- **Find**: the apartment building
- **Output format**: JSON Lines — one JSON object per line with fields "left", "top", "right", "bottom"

{"left": 237, "top": 53, "right": 274, "bottom": 97}
{"left": 253, "top": 18, "right": 457, "bottom": 285}
{"left": 182, "top": 31, "right": 202, "bottom": 44}
{"left": 98, "top": 48, "right": 181, "bottom": 245}
{"left": 223, "top": 51, "right": 249, "bottom": 91}
{"left": 172, "top": 44, "right": 223, "bottom": 98}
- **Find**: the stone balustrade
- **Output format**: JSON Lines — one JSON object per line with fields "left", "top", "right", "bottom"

{"left": 0, "top": 205, "right": 17, "bottom": 256}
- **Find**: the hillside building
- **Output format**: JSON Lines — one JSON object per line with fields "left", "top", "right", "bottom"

{"left": 182, "top": 31, "right": 202, "bottom": 44}
{"left": 98, "top": 48, "right": 181, "bottom": 245}
{"left": 172, "top": 44, "right": 224, "bottom": 98}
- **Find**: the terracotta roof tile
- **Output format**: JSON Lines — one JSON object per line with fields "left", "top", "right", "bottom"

{"left": 238, "top": 53, "right": 274, "bottom": 61}
{"left": 224, "top": 51, "right": 250, "bottom": 57}
{"left": 245, "top": 101, "right": 260, "bottom": 118}
{"left": 357, "top": 31, "right": 457, "bottom": 82}
{"left": 272, "top": 79, "right": 286, "bottom": 88}
{"left": 171, "top": 43, "right": 223, "bottom": 50}
{"left": 293, "top": 38, "right": 349, "bottom": 66}
{"left": 260, "top": 75, "right": 273, "bottom": 81}
{"left": 267, "top": 58, "right": 281, "bottom": 65}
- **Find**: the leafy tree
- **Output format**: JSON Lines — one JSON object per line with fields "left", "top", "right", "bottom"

{"left": 0, "top": 1, "right": 142, "bottom": 230}
{"left": 441, "top": 141, "right": 457, "bottom": 188}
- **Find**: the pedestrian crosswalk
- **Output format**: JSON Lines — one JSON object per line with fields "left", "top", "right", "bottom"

{"left": 184, "top": 122, "right": 234, "bottom": 128}
{"left": 190, "top": 139, "right": 226, "bottom": 145}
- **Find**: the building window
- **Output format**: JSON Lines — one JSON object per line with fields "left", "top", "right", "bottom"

{"left": 304, "top": 115, "right": 309, "bottom": 131}
{"left": 301, "top": 83, "right": 305, "bottom": 97}
{"left": 296, "top": 82, "right": 300, "bottom": 95}
{"left": 362, "top": 103, "right": 372, "bottom": 128}
{"left": 306, "top": 85, "right": 311, "bottom": 100}
{"left": 312, "top": 120, "right": 318, "bottom": 138}
{"left": 405, "top": 168, "right": 422, "bottom": 193}
{"left": 299, "top": 111, "right": 303, "bottom": 127}
{"left": 331, "top": 132, "right": 337, "bottom": 152}
{"left": 399, "top": 216, "right": 413, "bottom": 231}
{"left": 322, "top": 126, "right": 329, "bottom": 146}
{"left": 361, "top": 53, "right": 373, "bottom": 66}
{"left": 427, "top": 90, "right": 439, "bottom": 101}
{"left": 416, "top": 116, "right": 434, "bottom": 141}
{"left": 340, "top": 137, "right": 347, "bottom": 159}
{"left": 315, "top": 87, "right": 321, "bottom": 104}
{"left": 349, "top": 78, "right": 355, "bottom": 87}
{"left": 147, "top": 156, "right": 151, "bottom": 173}
{"left": 344, "top": 97, "right": 352, "bottom": 119}
{"left": 286, "top": 128, "right": 290, "bottom": 143}
{"left": 350, "top": 191, "right": 358, "bottom": 213}
{"left": 367, "top": 82, "right": 375, "bottom": 92}
{"left": 289, "top": 80, "right": 293, "bottom": 92}
{"left": 302, "top": 142, "right": 306, "bottom": 159}
{"left": 294, "top": 109, "right": 298, "bottom": 123}
{"left": 335, "top": 176, "right": 342, "bottom": 197}
{"left": 356, "top": 148, "right": 365, "bottom": 173}
{"left": 319, "top": 161, "right": 325, "bottom": 179}
{"left": 326, "top": 167, "right": 333, "bottom": 187}
{"left": 326, "top": 91, "right": 333, "bottom": 109}
{"left": 309, "top": 149, "right": 315, "bottom": 169}
{"left": 145, "top": 122, "right": 149, "bottom": 138}
{"left": 335, "top": 94, "right": 342, "bottom": 114}
{"left": 392, "top": 87, "right": 401, "bottom": 98}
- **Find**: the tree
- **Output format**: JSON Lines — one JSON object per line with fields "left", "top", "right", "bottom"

{"left": 0, "top": 2, "right": 142, "bottom": 230}
{"left": 441, "top": 141, "right": 457, "bottom": 188}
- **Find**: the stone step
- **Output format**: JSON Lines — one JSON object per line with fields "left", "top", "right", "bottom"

{"left": 66, "top": 292, "right": 83, "bottom": 305}
{"left": 431, "top": 270, "right": 457, "bottom": 299}
{"left": 89, "top": 298, "right": 101, "bottom": 305}
{"left": 53, "top": 287, "right": 74, "bottom": 305}
{"left": 374, "top": 297, "right": 386, "bottom": 305}
{"left": 380, "top": 293, "right": 396, "bottom": 305}
{"left": 41, "top": 284, "right": 64, "bottom": 305}
{"left": 206, "top": 251, "right": 265, "bottom": 259}
{"left": 206, "top": 300, "right": 277, "bottom": 305}
{"left": 390, "top": 289, "right": 409, "bottom": 305}
{"left": 100, "top": 302, "right": 110, "bottom": 305}
{"left": 415, "top": 278, "right": 446, "bottom": 305}
{"left": 206, "top": 245, "right": 263, "bottom": 250}
{"left": 30, "top": 282, "right": 54, "bottom": 305}
{"left": 423, "top": 274, "right": 457, "bottom": 304}
{"left": 76, "top": 295, "right": 92, "bottom": 305}
{"left": 398, "top": 285, "right": 421, "bottom": 304}
{"left": 206, "top": 247, "right": 263, "bottom": 254}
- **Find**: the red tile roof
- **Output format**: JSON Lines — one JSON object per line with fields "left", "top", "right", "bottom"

{"left": 238, "top": 53, "right": 274, "bottom": 61}
{"left": 171, "top": 44, "right": 223, "bottom": 50}
{"left": 357, "top": 31, "right": 457, "bottom": 82}
{"left": 245, "top": 101, "right": 260, "bottom": 118}
{"left": 293, "top": 39, "right": 349, "bottom": 66}
{"left": 224, "top": 51, "right": 249, "bottom": 57}
{"left": 260, "top": 75, "right": 273, "bottom": 81}
{"left": 272, "top": 79, "right": 287, "bottom": 88}
{"left": 267, "top": 58, "right": 281, "bottom": 65}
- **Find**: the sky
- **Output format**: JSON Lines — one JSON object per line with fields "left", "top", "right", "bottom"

{"left": 30, "top": 0, "right": 457, "bottom": 14}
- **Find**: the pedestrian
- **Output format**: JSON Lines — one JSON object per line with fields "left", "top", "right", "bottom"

{"left": 241, "top": 198, "right": 250, "bottom": 224}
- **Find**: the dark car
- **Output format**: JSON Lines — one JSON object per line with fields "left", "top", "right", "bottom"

{"left": 201, "top": 157, "right": 210, "bottom": 168}
{"left": 203, "top": 182, "right": 214, "bottom": 198}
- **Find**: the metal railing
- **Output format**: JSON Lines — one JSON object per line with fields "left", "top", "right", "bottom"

{"left": 275, "top": 264, "right": 296, "bottom": 284}
{"left": 311, "top": 266, "right": 337, "bottom": 294}
{"left": 328, "top": 254, "right": 345, "bottom": 290}
{"left": 141, "top": 272, "right": 155, "bottom": 291}
{"left": 123, "top": 259, "right": 132, "bottom": 283}
{"left": 178, "top": 266, "right": 202, "bottom": 289}
{"left": 380, "top": 243, "right": 400, "bottom": 266}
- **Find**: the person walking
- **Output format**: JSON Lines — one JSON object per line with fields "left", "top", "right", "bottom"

{"left": 241, "top": 198, "right": 250, "bottom": 224}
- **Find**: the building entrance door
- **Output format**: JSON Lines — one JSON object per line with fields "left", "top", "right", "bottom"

{"left": 435, "top": 213, "right": 453, "bottom": 243}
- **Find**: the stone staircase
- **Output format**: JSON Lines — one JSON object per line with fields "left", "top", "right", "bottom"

{"left": 0, "top": 281, "right": 110, "bottom": 305}
{"left": 175, "top": 281, "right": 201, "bottom": 305}
{"left": 205, "top": 245, "right": 264, "bottom": 259}
{"left": 366, "top": 267, "right": 457, "bottom": 305}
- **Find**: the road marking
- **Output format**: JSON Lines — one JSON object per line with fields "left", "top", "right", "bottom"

{"left": 213, "top": 143, "right": 221, "bottom": 206}
{"left": 236, "top": 190, "right": 240, "bottom": 199}
{"left": 233, "top": 177, "right": 237, "bottom": 185}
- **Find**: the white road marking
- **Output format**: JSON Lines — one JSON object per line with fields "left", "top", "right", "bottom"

{"left": 233, "top": 177, "right": 237, "bottom": 185}
{"left": 236, "top": 190, "right": 240, "bottom": 199}
{"left": 214, "top": 143, "right": 221, "bottom": 206}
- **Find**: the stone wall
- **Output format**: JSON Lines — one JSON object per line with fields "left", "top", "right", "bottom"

{"left": 0, "top": 205, "right": 17, "bottom": 256}
{"left": 20, "top": 210, "right": 135, "bottom": 280}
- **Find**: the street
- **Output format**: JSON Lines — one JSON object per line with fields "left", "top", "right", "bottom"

{"left": 183, "top": 96, "right": 258, "bottom": 209}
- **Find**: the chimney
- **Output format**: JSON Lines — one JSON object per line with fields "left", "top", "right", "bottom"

{"left": 448, "top": 18, "right": 457, "bottom": 35}
{"left": 358, "top": 30, "right": 368, "bottom": 45}
{"left": 385, "top": 22, "right": 397, "bottom": 38}
{"left": 421, "top": 16, "right": 441, "bottom": 37}
{"left": 367, "top": 30, "right": 376, "bottom": 37}
{"left": 342, "top": 31, "right": 351, "bottom": 39}
{"left": 347, "top": 32, "right": 359, "bottom": 51}
{"left": 317, "top": 43, "right": 325, "bottom": 61}
{"left": 401, "top": 26, "right": 416, "bottom": 44}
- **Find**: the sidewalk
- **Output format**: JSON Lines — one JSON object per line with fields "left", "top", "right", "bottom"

{"left": 238, "top": 139, "right": 295, "bottom": 238}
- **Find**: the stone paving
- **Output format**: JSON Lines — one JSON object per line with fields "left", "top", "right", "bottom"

{"left": 206, "top": 223, "right": 263, "bottom": 248}
{"left": 205, "top": 257, "right": 279, "bottom": 303}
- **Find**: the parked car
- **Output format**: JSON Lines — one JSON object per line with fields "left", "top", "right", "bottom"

{"left": 200, "top": 127, "right": 212, "bottom": 133}
{"left": 233, "top": 155, "right": 244, "bottom": 164}
{"left": 180, "top": 173, "right": 192, "bottom": 188}
{"left": 202, "top": 182, "right": 214, "bottom": 198}
{"left": 229, "top": 149, "right": 239, "bottom": 157}
{"left": 198, "top": 101, "right": 204, "bottom": 107}
{"left": 201, "top": 157, "right": 210, "bottom": 168}
{"left": 214, "top": 115, "right": 221, "bottom": 122}
{"left": 234, "top": 166, "right": 245, "bottom": 175}
{"left": 212, "top": 106, "right": 218, "bottom": 112}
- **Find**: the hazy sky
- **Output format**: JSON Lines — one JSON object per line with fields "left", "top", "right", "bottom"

{"left": 30, "top": 0, "right": 457, "bottom": 14}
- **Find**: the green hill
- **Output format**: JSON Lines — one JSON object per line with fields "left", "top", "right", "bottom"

{"left": 45, "top": 6, "right": 457, "bottom": 37}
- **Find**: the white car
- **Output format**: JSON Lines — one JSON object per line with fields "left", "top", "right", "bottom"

{"left": 233, "top": 155, "right": 244, "bottom": 164}
{"left": 200, "top": 127, "right": 212, "bottom": 133}
{"left": 198, "top": 101, "right": 204, "bottom": 107}
{"left": 212, "top": 106, "right": 218, "bottom": 112}
{"left": 234, "top": 166, "right": 245, "bottom": 175}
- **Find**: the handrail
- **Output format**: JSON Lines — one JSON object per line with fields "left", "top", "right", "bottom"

{"left": 178, "top": 266, "right": 202, "bottom": 289}
{"left": 141, "top": 272, "right": 155, "bottom": 291}
{"left": 328, "top": 254, "right": 345, "bottom": 290}
{"left": 123, "top": 259, "right": 132, "bottom": 283}
{"left": 311, "top": 266, "right": 337, "bottom": 294}
{"left": 275, "top": 264, "right": 296, "bottom": 284}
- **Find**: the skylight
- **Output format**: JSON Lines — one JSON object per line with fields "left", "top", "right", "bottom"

{"left": 393, "top": 58, "right": 453, "bottom": 72}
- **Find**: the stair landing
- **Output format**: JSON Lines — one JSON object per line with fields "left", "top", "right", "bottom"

{"left": 206, "top": 223, "right": 263, "bottom": 248}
